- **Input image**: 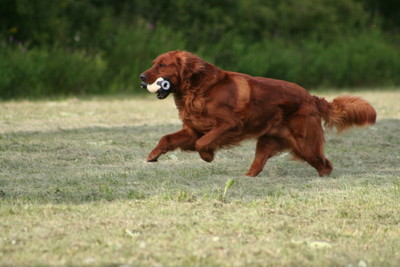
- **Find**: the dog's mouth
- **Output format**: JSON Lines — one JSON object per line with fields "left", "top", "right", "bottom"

{"left": 156, "top": 89, "right": 171, "bottom": 99}
{"left": 141, "top": 77, "right": 172, "bottom": 100}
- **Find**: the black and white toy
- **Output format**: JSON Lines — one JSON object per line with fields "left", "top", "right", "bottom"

{"left": 142, "top": 77, "right": 172, "bottom": 99}
{"left": 147, "top": 77, "right": 170, "bottom": 92}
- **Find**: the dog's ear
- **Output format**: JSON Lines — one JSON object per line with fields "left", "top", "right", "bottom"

{"left": 179, "top": 53, "right": 205, "bottom": 81}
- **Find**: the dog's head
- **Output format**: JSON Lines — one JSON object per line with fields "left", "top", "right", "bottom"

{"left": 140, "top": 51, "right": 208, "bottom": 99}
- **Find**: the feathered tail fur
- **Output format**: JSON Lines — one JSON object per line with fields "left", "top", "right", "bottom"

{"left": 314, "top": 95, "right": 377, "bottom": 133}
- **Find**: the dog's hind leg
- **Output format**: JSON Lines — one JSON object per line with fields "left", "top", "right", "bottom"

{"left": 288, "top": 115, "right": 333, "bottom": 177}
{"left": 245, "top": 136, "right": 287, "bottom": 177}
{"left": 292, "top": 147, "right": 333, "bottom": 177}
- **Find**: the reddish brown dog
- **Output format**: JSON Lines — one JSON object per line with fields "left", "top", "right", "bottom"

{"left": 140, "top": 51, "right": 376, "bottom": 177}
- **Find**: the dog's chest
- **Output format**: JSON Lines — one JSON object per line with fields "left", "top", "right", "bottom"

{"left": 175, "top": 95, "right": 215, "bottom": 132}
{"left": 186, "top": 117, "right": 214, "bottom": 133}
{"left": 179, "top": 107, "right": 214, "bottom": 133}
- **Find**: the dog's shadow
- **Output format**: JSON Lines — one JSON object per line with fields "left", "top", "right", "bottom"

{"left": 0, "top": 119, "right": 397, "bottom": 204}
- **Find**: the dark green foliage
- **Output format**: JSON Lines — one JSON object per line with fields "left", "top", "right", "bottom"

{"left": 0, "top": 46, "right": 106, "bottom": 98}
{"left": 0, "top": 0, "right": 399, "bottom": 98}
{"left": 230, "top": 31, "right": 400, "bottom": 88}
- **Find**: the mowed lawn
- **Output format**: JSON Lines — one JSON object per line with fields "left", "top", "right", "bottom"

{"left": 0, "top": 90, "right": 399, "bottom": 266}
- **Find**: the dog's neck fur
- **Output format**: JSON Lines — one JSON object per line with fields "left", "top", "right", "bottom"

{"left": 173, "top": 63, "right": 226, "bottom": 117}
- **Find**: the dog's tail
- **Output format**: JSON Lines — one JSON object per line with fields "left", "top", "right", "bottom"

{"left": 313, "top": 95, "right": 377, "bottom": 133}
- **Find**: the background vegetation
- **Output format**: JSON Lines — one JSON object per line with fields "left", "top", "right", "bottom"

{"left": 1, "top": 0, "right": 400, "bottom": 98}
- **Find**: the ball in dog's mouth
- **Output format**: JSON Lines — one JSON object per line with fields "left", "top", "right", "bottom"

{"left": 142, "top": 77, "right": 172, "bottom": 100}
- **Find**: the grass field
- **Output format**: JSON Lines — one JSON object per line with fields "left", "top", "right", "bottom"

{"left": 0, "top": 90, "right": 399, "bottom": 266}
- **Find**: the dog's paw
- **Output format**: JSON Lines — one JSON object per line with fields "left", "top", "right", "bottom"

{"left": 245, "top": 169, "right": 261, "bottom": 177}
{"left": 146, "top": 152, "right": 159, "bottom": 162}
{"left": 147, "top": 157, "right": 158, "bottom": 162}
{"left": 199, "top": 150, "right": 214, "bottom": 162}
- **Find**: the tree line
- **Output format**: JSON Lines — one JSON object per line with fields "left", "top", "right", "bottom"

{"left": 1, "top": 0, "right": 399, "bottom": 98}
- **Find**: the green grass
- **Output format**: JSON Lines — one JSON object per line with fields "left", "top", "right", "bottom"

{"left": 0, "top": 91, "right": 399, "bottom": 266}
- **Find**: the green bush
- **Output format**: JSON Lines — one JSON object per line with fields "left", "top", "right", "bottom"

{"left": 0, "top": 0, "right": 399, "bottom": 98}
{"left": 0, "top": 22, "right": 187, "bottom": 99}
{"left": 0, "top": 47, "right": 106, "bottom": 99}
{"left": 298, "top": 31, "right": 400, "bottom": 87}
{"left": 1, "top": 29, "right": 398, "bottom": 99}
{"left": 101, "top": 22, "right": 187, "bottom": 93}
{"left": 214, "top": 30, "right": 400, "bottom": 88}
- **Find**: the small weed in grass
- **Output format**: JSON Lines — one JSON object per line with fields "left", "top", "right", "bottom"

{"left": 221, "top": 179, "right": 236, "bottom": 201}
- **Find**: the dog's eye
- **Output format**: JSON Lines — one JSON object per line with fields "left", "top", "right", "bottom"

{"left": 159, "top": 63, "right": 166, "bottom": 67}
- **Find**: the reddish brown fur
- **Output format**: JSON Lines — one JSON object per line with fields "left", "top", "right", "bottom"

{"left": 140, "top": 51, "right": 377, "bottom": 177}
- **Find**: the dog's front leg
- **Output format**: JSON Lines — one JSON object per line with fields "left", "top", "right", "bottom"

{"left": 195, "top": 121, "right": 234, "bottom": 153}
{"left": 147, "top": 127, "right": 198, "bottom": 162}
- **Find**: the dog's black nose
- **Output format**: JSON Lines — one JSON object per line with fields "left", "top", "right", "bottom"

{"left": 140, "top": 73, "right": 147, "bottom": 82}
